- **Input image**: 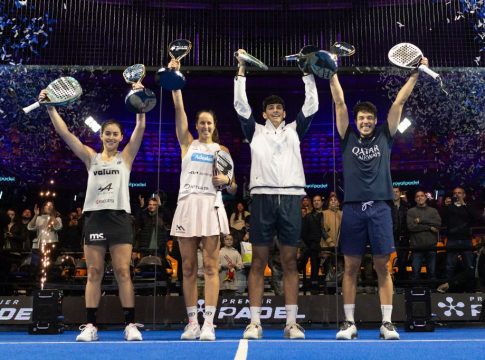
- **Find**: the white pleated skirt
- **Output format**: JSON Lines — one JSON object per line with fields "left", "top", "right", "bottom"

{"left": 170, "top": 193, "right": 229, "bottom": 238}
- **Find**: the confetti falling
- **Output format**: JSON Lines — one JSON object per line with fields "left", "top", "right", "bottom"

{"left": 458, "top": 0, "right": 485, "bottom": 63}
{"left": 0, "top": 65, "right": 119, "bottom": 185}
{"left": 380, "top": 67, "right": 485, "bottom": 189}
{"left": 0, "top": 1, "right": 56, "bottom": 65}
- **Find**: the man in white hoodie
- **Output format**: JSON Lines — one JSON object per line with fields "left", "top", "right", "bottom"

{"left": 234, "top": 49, "right": 318, "bottom": 340}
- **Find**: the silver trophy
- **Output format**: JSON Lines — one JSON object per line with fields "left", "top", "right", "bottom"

{"left": 157, "top": 39, "right": 192, "bottom": 91}
{"left": 123, "top": 64, "right": 157, "bottom": 113}
{"left": 283, "top": 42, "right": 355, "bottom": 79}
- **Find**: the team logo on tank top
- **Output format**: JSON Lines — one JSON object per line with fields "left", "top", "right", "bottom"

{"left": 191, "top": 152, "right": 214, "bottom": 163}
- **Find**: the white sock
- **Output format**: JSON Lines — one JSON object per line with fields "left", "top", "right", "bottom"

{"left": 186, "top": 306, "right": 198, "bottom": 324}
{"left": 286, "top": 304, "right": 298, "bottom": 325}
{"left": 343, "top": 304, "right": 355, "bottom": 323}
{"left": 381, "top": 305, "right": 393, "bottom": 323}
{"left": 250, "top": 306, "right": 261, "bottom": 325}
{"left": 203, "top": 305, "right": 216, "bottom": 325}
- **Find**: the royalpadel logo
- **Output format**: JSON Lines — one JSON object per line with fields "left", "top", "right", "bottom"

{"left": 437, "top": 296, "right": 465, "bottom": 317}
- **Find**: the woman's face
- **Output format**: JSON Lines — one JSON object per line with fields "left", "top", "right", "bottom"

{"left": 100, "top": 123, "right": 123, "bottom": 151}
{"left": 329, "top": 197, "right": 340, "bottom": 209}
{"left": 223, "top": 235, "right": 234, "bottom": 247}
{"left": 43, "top": 202, "right": 54, "bottom": 214}
{"left": 237, "top": 203, "right": 244, "bottom": 212}
{"left": 196, "top": 112, "right": 215, "bottom": 141}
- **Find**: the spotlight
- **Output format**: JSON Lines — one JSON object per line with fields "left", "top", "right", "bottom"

{"left": 398, "top": 117, "right": 412, "bottom": 133}
{"left": 84, "top": 116, "right": 101, "bottom": 133}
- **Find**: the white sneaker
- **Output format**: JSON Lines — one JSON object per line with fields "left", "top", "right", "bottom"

{"left": 199, "top": 322, "right": 216, "bottom": 341}
{"left": 380, "top": 322, "right": 400, "bottom": 340}
{"left": 336, "top": 321, "right": 358, "bottom": 340}
{"left": 243, "top": 323, "right": 263, "bottom": 339}
{"left": 283, "top": 323, "right": 305, "bottom": 339}
{"left": 124, "top": 323, "right": 144, "bottom": 341}
{"left": 181, "top": 322, "right": 201, "bottom": 340}
{"left": 76, "top": 323, "right": 98, "bottom": 342}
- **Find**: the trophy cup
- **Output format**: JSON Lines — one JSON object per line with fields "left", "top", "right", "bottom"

{"left": 157, "top": 39, "right": 192, "bottom": 91}
{"left": 233, "top": 51, "right": 268, "bottom": 70}
{"left": 123, "top": 64, "right": 157, "bottom": 113}
{"left": 283, "top": 42, "right": 355, "bottom": 79}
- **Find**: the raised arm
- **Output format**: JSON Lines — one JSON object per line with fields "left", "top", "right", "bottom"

{"left": 41, "top": 91, "right": 95, "bottom": 168}
{"left": 169, "top": 60, "right": 193, "bottom": 156}
{"left": 121, "top": 112, "right": 146, "bottom": 169}
{"left": 234, "top": 49, "right": 256, "bottom": 142}
{"left": 295, "top": 74, "right": 319, "bottom": 139}
{"left": 387, "top": 58, "right": 427, "bottom": 136}
{"left": 329, "top": 74, "right": 349, "bottom": 139}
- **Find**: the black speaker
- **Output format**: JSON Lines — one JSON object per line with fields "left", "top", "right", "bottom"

{"left": 404, "top": 287, "right": 434, "bottom": 332}
{"left": 28, "top": 289, "right": 64, "bottom": 334}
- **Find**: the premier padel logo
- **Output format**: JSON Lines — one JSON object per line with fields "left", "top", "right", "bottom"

{"left": 437, "top": 296, "right": 465, "bottom": 317}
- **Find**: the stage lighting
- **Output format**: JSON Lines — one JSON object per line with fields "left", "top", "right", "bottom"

{"left": 405, "top": 287, "right": 434, "bottom": 332}
{"left": 398, "top": 117, "right": 412, "bottom": 133}
{"left": 84, "top": 116, "right": 101, "bottom": 133}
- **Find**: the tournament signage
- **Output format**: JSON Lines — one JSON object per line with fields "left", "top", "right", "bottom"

{"left": 0, "top": 294, "right": 482, "bottom": 325}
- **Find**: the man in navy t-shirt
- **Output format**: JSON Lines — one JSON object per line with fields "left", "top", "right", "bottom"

{"left": 330, "top": 58, "right": 429, "bottom": 341}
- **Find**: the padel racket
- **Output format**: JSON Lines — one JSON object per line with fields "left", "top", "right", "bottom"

{"left": 234, "top": 51, "right": 268, "bottom": 70}
{"left": 23, "top": 77, "right": 82, "bottom": 114}
{"left": 329, "top": 41, "right": 355, "bottom": 57}
{"left": 388, "top": 42, "right": 447, "bottom": 94}
{"left": 213, "top": 149, "right": 234, "bottom": 191}
{"left": 388, "top": 43, "right": 439, "bottom": 79}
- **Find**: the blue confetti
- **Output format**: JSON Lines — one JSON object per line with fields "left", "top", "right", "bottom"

{"left": 0, "top": 2, "right": 56, "bottom": 64}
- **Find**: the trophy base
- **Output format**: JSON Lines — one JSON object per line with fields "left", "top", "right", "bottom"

{"left": 157, "top": 68, "right": 186, "bottom": 91}
{"left": 309, "top": 50, "right": 337, "bottom": 80}
{"left": 125, "top": 88, "right": 157, "bottom": 113}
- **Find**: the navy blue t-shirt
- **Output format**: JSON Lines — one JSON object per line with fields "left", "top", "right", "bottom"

{"left": 341, "top": 122, "right": 394, "bottom": 203}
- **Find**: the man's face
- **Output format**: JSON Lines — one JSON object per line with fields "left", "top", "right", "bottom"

{"left": 415, "top": 192, "right": 427, "bottom": 207}
{"left": 356, "top": 111, "right": 377, "bottom": 137}
{"left": 453, "top": 188, "right": 465, "bottom": 202}
{"left": 393, "top": 188, "right": 401, "bottom": 201}
{"left": 312, "top": 196, "right": 323, "bottom": 211}
{"left": 22, "top": 209, "right": 32, "bottom": 220}
{"left": 262, "top": 103, "right": 286, "bottom": 126}
{"left": 147, "top": 200, "right": 158, "bottom": 213}
{"left": 302, "top": 197, "right": 311, "bottom": 207}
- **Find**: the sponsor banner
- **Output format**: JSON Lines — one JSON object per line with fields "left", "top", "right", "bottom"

{"left": 0, "top": 294, "right": 482, "bottom": 325}
{"left": 0, "top": 297, "right": 33, "bottom": 324}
